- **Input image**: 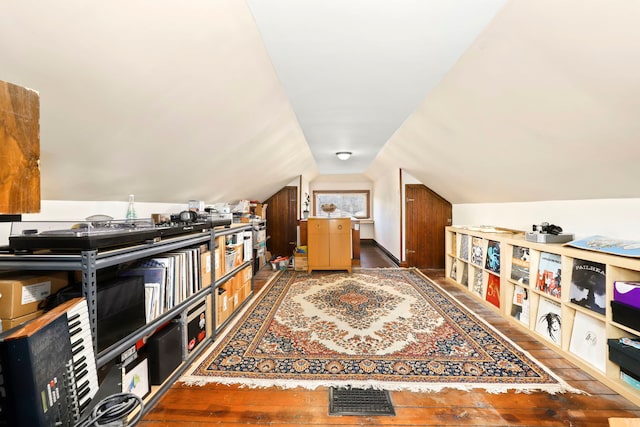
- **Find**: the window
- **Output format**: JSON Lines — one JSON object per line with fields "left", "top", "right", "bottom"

{"left": 313, "top": 190, "right": 370, "bottom": 219}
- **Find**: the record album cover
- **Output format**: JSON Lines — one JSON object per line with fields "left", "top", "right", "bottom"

{"left": 511, "top": 246, "right": 530, "bottom": 285}
{"left": 536, "top": 252, "right": 562, "bottom": 299}
{"left": 511, "top": 285, "right": 529, "bottom": 325}
{"left": 569, "top": 259, "right": 606, "bottom": 315}
{"left": 471, "top": 237, "right": 483, "bottom": 267}
{"left": 472, "top": 268, "right": 484, "bottom": 297}
{"left": 485, "top": 240, "right": 501, "bottom": 274}
{"left": 460, "top": 234, "right": 469, "bottom": 261}
{"left": 569, "top": 311, "right": 606, "bottom": 373}
{"left": 535, "top": 297, "right": 562, "bottom": 344}
{"left": 485, "top": 273, "right": 500, "bottom": 308}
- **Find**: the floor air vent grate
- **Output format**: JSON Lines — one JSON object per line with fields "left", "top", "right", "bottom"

{"left": 328, "top": 387, "right": 396, "bottom": 416}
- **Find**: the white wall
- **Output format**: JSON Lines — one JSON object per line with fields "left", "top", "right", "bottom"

{"left": 454, "top": 199, "right": 640, "bottom": 241}
{"left": 310, "top": 174, "right": 374, "bottom": 239}
{"left": 371, "top": 167, "right": 640, "bottom": 263}
{"left": 371, "top": 169, "right": 401, "bottom": 258}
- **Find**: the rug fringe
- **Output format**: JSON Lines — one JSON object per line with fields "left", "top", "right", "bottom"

{"left": 178, "top": 376, "right": 586, "bottom": 395}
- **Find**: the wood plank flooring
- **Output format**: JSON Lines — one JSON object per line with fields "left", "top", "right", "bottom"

{"left": 139, "top": 241, "right": 640, "bottom": 426}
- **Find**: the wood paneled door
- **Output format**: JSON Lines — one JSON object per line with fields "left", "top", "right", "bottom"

{"left": 405, "top": 184, "right": 452, "bottom": 269}
{"left": 265, "top": 186, "right": 298, "bottom": 259}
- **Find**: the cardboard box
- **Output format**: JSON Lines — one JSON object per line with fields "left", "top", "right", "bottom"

{"left": 614, "top": 281, "right": 640, "bottom": 309}
{"left": 1, "top": 310, "right": 43, "bottom": 333}
{"left": 294, "top": 255, "right": 308, "bottom": 271}
{"left": 0, "top": 272, "right": 68, "bottom": 318}
{"left": 201, "top": 250, "right": 212, "bottom": 287}
{"left": 254, "top": 203, "right": 267, "bottom": 218}
{"left": 215, "top": 285, "right": 231, "bottom": 327}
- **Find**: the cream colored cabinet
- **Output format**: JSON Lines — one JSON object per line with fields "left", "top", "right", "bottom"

{"left": 308, "top": 218, "right": 352, "bottom": 273}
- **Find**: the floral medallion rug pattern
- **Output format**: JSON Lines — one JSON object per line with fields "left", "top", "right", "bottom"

{"left": 183, "top": 268, "right": 581, "bottom": 394}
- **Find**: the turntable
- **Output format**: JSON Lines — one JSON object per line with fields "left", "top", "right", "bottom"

{"left": 7, "top": 217, "right": 227, "bottom": 253}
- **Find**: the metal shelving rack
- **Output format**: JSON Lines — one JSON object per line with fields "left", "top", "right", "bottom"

{"left": 0, "top": 229, "right": 216, "bottom": 418}
{"left": 212, "top": 223, "right": 255, "bottom": 333}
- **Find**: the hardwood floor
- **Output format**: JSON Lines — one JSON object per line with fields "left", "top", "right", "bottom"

{"left": 139, "top": 241, "right": 640, "bottom": 426}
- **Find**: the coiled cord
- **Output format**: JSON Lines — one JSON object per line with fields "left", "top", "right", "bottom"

{"left": 75, "top": 392, "right": 144, "bottom": 427}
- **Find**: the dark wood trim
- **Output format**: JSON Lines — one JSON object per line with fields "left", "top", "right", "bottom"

{"left": 399, "top": 168, "right": 403, "bottom": 266}
{"left": 371, "top": 239, "right": 400, "bottom": 266}
{"left": 311, "top": 190, "right": 370, "bottom": 218}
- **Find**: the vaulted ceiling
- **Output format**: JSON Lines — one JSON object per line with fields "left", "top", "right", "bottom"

{"left": 2, "top": 1, "right": 639, "bottom": 205}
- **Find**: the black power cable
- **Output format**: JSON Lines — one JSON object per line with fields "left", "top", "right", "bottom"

{"left": 75, "top": 393, "right": 144, "bottom": 427}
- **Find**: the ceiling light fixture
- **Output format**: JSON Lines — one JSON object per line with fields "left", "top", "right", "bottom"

{"left": 336, "top": 151, "right": 352, "bottom": 160}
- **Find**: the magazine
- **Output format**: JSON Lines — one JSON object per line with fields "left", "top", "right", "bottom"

{"left": 536, "top": 252, "right": 562, "bottom": 299}
{"left": 510, "top": 246, "right": 530, "bottom": 285}
{"left": 569, "top": 259, "right": 606, "bottom": 315}
{"left": 460, "top": 263, "right": 469, "bottom": 287}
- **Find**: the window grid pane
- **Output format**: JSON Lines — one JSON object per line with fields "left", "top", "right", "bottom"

{"left": 313, "top": 191, "right": 369, "bottom": 219}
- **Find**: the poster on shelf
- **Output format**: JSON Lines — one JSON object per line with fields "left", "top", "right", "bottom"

{"left": 511, "top": 285, "right": 529, "bottom": 325}
{"left": 569, "top": 311, "right": 606, "bottom": 373}
{"left": 536, "top": 252, "right": 562, "bottom": 299}
{"left": 485, "top": 240, "right": 501, "bottom": 274}
{"left": 471, "top": 237, "right": 484, "bottom": 267}
{"left": 485, "top": 273, "right": 500, "bottom": 308}
{"left": 569, "top": 259, "right": 606, "bottom": 315}
{"left": 535, "top": 297, "right": 562, "bottom": 344}
{"left": 511, "top": 246, "right": 530, "bottom": 285}
{"left": 459, "top": 234, "right": 469, "bottom": 261}
{"left": 565, "top": 235, "right": 640, "bottom": 258}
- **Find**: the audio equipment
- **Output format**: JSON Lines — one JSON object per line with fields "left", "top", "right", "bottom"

{"left": 0, "top": 298, "right": 98, "bottom": 426}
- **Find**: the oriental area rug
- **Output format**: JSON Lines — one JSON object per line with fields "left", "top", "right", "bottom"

{"left": 182, "top": 268, "right": 581, "bottom": 394}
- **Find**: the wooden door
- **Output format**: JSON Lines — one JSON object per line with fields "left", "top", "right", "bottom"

{"left": 405, "top": 184, "right": 452, "bottom": 269}
{"left": 265, "top": 186, "right": 298, "bottom": 259}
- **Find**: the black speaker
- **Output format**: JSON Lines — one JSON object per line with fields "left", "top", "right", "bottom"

{"left": 147, "top": 322, "right": 182, "bottom": 385}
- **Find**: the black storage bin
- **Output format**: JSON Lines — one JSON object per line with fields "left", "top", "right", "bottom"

{"left": 147, "top": 322, "right": 183, "bottom": 385}
{"left": 611, "top": 300, "right": 640, "bottom": 331}
{"left": 608, "top": 338, "right": 640, "bottom": 379}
